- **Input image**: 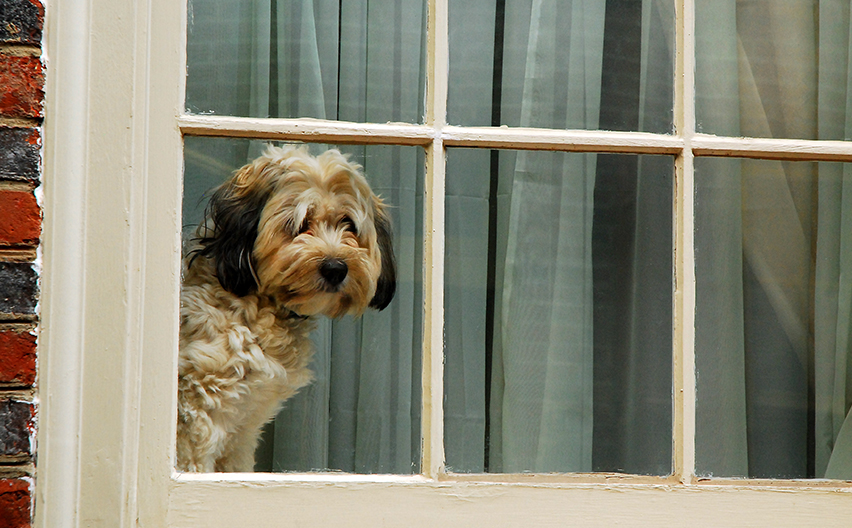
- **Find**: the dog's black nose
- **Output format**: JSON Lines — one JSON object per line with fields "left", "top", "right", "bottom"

{"left": 320, "top": 258, "right": 348, "bottom": 286}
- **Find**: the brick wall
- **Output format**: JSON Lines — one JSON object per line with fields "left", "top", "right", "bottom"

{"left": 0, "top": 1, "right": 43, "bottom": 527}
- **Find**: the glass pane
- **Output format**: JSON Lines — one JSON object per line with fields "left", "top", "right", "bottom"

{"left": 444, "top": 148, "right": 673, "bottom": 475}
{"left": 448, "top": 0, "right": 675, "bottom": 133}
{"left": 181, "top": 137, "right": 423, "bottom": 473}
{"left": 696, "top": 0, "right": 852, "bottom": 140}
{"left": 185, "top": 0, "right": 426, "bottom": 123}
{"left": 695, "top": 157, "right": 852, "bottom": 479}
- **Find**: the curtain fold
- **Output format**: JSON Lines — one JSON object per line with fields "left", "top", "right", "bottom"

{"left": 492, "top": 0, "right": 603, "bottom": 475}
{"left": 483, "top": 0, "right": 674, "bottom": 474}
{"left": 694, "top": 0, "right": 852, "bottom": 479}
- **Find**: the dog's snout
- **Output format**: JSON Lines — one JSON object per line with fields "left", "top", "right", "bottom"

{"left": 320, "top": 258, "right": 348, "bottom": 286}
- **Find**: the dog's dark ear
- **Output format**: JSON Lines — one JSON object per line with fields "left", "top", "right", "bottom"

{"left": 196, "top": 169, "right": 272, "bottom": 297}
{"left": 369, "top": 207, "right": 397, "bottom": 310}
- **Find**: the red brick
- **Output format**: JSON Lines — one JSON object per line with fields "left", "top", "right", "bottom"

{"left": 0, "top": 330, "right": 35, "bottom": 386}
{"left": 0, "top": 191, "right": 39, "bottom": 246}
{"left": 0, "top": 479, "right": 31, "bottom": 528}
{"left": 0, "top": 56, "right": 43, "bottom": 120}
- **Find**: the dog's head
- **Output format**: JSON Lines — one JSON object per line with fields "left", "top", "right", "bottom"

{"left": 194, "top": 145, "right": 396, "bottom": 317}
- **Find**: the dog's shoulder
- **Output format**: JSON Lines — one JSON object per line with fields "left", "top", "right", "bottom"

{"left": 179, "top": 253, "right": 315, "bottom": 381}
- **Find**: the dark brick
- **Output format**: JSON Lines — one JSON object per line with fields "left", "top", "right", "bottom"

{"left": 0, "top": 191, "right": 39, "bottom": 246}
{"left": 0, "top": 56, "right": 43, "bottom": 120}
{"left": 0, "top": 263, "right": 37, "bottom": 315}
{"left": 0, "top": 329, "right": 35, "bottom": 386}
{"left": 0, "top": 128, "right": 39, "bottom": 183}
{"left": 0, "top": 478, "right": 31, "bottom": 528}
{"left": 0, "top": 0, "right": 43, "bottom": 45}
{"left": 0, "top": 400, "right": 33, "bottom": 457}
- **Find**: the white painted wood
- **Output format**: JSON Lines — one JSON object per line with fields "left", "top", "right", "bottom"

{"left": 42, "top": 0, "right": 154, "bottom": 524}
{"left": 178, "top": 114, "right": 685, "bottom": 154}
{"left": 673, "top": 0, "right": 697, "bottom": 485}
{"left": 422, "top": 139, "right": 446, "bottom": 479}
{"left": 39, "top": 0, "right": 183, "bottom": 525}
{"left": 692, "top": 133, "right": 852, "bottom": 161}
{"left": 167, "top": 478, "right": 852, "bottom": 528}
{"left": 37, "top": 0, "right": 91, "bottom": 524}
{"left": 426, "top": 0, "right": 448, "bottom": 128}
{"left": 178, "top": 115, "right": 435, "bottom": 146}
{"left": 420, "top": 0, "right": 449, "bottom": 479}
{"left": 39, "top": 0, "right": 852, "bottom": 525}
{"left": 441, "top": 126, "right": 682, "bottom": 153}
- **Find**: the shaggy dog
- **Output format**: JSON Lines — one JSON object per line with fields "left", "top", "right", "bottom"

{"left": 176, "top": 145, "right": 396, "bottom": 472}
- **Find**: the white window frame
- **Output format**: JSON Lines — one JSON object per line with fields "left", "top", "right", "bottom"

{"left": 37, "top": 0, "right": 852, "bottom": 525}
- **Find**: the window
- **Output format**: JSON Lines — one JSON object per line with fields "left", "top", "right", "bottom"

{"left": 38, "top": 0, "right": 852, "bottom": 526}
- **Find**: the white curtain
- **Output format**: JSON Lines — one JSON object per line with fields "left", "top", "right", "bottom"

{"left": 491, "top": 0, "right": 603, "bottom": 474}
{"left": 695, "top": 0, "right": 852, "bottom": 479}
{"left": 445, "top": 0, "right": 675, "bottom": 474}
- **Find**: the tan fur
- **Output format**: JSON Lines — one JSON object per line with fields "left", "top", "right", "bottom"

{"left": 176, "top": 146, "right": 393, "bottom": 472}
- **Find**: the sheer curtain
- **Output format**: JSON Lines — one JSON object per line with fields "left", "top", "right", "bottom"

{"left": 695, "top": 0, "right": 852, "bottom": 479}
{"left": 491, "top": 0, "right": 602, "bottom": 474}
{"left": 446, "top": 0, "right": 674, "bottom": 474}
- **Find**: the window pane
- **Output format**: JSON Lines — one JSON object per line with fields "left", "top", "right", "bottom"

{"left": 448, "top": 0, "right": 675, "bottom": 133}
{"left": 182, "top": 137, "right": 423, "bottom": 473}
{"left": 695, "top": 158, "right": 852, "bottom": 479}
{"left": 444, "top": 148, "right": 673, "bottom": 475}
{"left": 185, "top": 0, "right": 426, "bottom": 123}
{"left": 696, "top": 0, "right": 852, "bottom": 140}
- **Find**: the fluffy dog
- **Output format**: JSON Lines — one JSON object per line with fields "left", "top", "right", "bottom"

{"left": 176, "top": 145, "right": 396, "bottom": 472}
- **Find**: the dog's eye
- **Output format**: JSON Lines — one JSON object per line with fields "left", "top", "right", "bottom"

{"left": 341, "top": 216, "right": 357, "bottom": 235}
{"left": 297, "top": 218, "right": 310, "bottom": 235}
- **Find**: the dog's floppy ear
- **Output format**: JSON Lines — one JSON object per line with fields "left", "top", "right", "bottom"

{"left": 195, "top": 167, "right": 273, "bottom": 297}
{"left": 369, "top": 206, "right": 397, "bottom": 310}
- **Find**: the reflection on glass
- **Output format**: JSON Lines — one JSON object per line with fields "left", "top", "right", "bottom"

{"left": 185, "top": 0, "right": 426, "bottom": 123}
{"left": 183, "top": 137, "right": 423, "bottom": 473}
{"left": 444, "top": 148, "right": 673, "bottom": 475}
{"left": 448, "top": 0, "right": 675, "bottom": 133}
{"left": 695, "top": 158, "right": 852, "bottom": 479}
{"left": 696, "top": 0, "right": 852, "bottom": 140}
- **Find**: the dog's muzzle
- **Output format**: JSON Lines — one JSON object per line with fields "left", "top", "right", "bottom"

{"left": 320, "top": 258, "right": 348, "bottom": 288}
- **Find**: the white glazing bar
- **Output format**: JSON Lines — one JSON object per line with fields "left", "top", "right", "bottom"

{"left": 177, "top": 115, "right": 434, "bottom": 145}
{"left": 180, "top": 114, "right": 685, "bottom": 153}
{"left": 675, "top": 0, "right": 697, "bottom": 484}
{"left": 442, "top": 126, "right": 682, "bottom": 153}
{"left": 421, "top": 0, "right": 448, "bottom": 479}
{"left": 692, "top": 134, "right": 852, "bottom": 161}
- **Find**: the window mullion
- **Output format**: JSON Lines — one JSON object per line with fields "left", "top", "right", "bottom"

{"left": 421, "top": 0, "right": 449, "bottom": 479}
{"left": 674, "top": 0, "right": 697, "bottom": 484}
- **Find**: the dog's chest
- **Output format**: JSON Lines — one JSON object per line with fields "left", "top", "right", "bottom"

{"left": 179, "top": 285, "right": 316, "bottom": 408}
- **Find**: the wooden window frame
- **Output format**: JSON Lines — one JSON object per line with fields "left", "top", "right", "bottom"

{"left": 37, "top": 0, "right": 852, "bottom": 525}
